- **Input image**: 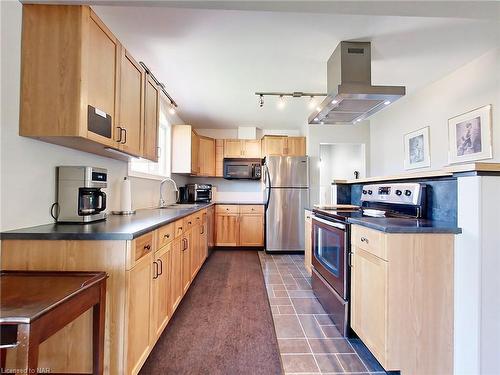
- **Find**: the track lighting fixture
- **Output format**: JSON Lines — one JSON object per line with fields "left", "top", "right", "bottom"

{"left": 255, "top": 91, "right": 327, "bottom": 109}
{"left": 140, "top": 61, "right": 179, "bottom": 115}
{"left": 169, "top": 102, "right": 176, "bottom": 115}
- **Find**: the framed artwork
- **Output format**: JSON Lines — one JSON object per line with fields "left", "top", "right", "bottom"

{"left": 404, "top": 126, "right": 430, "bottom": 170}
{"left": 448, "top": 104, "right": 492, "bottom": 164}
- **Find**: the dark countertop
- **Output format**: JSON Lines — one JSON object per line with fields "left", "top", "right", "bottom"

{"left": 312, "top": 208, "right": 461, "bottom": 234}
{"left": 0, "top": 201, "right": 267, "bottom": 241}
{"left": 1, "top": 203, "right": 214, "bottom": 241}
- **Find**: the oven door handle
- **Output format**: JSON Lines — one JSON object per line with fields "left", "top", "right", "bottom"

{"left": 312, "top": 216, "right": 346, "bottom": 230}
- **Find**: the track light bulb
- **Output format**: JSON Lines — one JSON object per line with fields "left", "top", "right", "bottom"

{"left": 308, "top": 96, "right": 316, "bottom": 109}
{"left": 259, "top": 95, "right": 264, "bottom": 108}
{"left": 277, "top": 95, "right": 285, "bottom": 109}
{"left": 169, "top": 103, "right": 176, "bottom": 115}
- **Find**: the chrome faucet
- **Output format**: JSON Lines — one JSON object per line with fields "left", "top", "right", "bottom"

{"left": 159, "top": 177, "right": 178, "bottom": 208}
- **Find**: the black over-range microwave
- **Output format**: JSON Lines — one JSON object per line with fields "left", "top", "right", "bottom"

{"left": 223, "top": 158, "right": 262, "bottom": 180}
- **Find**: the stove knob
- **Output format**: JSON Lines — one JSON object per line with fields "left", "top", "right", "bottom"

{"left": 405, "top": 190, "right": 412, "bottom": 196}
{"left": 362, "top": 190, "right": 367, "bottom": 195}
{"left": 395, "top": 190, "right": 402, "bottom": 196}
{"left": 368, "top": 190, "right": 373, "bottom": 195}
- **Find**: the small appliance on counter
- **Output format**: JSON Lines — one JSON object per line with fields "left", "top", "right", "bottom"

{"left": 177, "top": 186, "right": 189, "bottom": 203}
{"left": 223, "top": 158, "right": 262, "bottom": 180}
{"left": 186, "top": 184, "right": 212, "bottom": 203}
{"left": 54, "top": 166, "right": 107, "bottom": 223}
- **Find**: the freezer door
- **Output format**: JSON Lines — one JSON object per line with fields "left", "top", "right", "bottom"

{"left": 265, "top": 156, "right": 309, "bottom": 188}
{"left": 266, "top": 188, "right": 309, "bottom": 251}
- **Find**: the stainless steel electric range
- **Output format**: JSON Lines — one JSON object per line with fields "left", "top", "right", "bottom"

{"left": 311, "top": 182, "right": 426, "bottom": 336}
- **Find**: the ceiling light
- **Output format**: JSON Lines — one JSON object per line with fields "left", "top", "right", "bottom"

{"left": 308, "top": 96, "right": 316, "bottom": 109}
{"left": 169, "top": 103, "right": 176, "bottom": 115}
{"left": 315, "top": 106, "right": 321, "bottom": 112}
{"left": 259, "top": 95, "right": 264, "bottom": 108}
{"left": 320, "top": 121, "right": 324, "bottom": 125}
{"left": 314, "top": 117, "right": 319, "bottom": 122}
{"left": 331, "top": 99, "right": 338, "bottom": 104}
{"left": 384, "top": 100, "right": 391, "bottom": 105}
{"left": 277, "top": 95, "right": 285, "bottom": 109}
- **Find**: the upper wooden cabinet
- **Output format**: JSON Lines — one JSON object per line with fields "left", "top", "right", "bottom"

{"left": 142, "top": 74, "right": 160, "bottom": 162}
{"left": 223, "top": 139, "right": 261, "bottom": 158}
{"left": 19, "top": 5, "right": 157, "bottom": 161}
{"left": 172, "top": 125, "right": 199, "bottom": 175}
{"left": 191, "top": 131, "right": 200, "bottom": 174}
{"left": 215, "top": 139, "right": 224, "bottom": 177}
{"left": 117, "top": 49, "right": 144, "bottom": 157}
{"left": 198, "top": 136, "right": 216, "bottom": 176}
{"left": 261, "top": 136, "right": 306, "bottom": 156}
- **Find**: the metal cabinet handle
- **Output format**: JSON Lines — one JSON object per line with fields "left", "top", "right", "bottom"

{"left": 360, "top": 237, "right": 369, "bottom": 243}
{"left": 164, "top": 234, "right": 170, "bottom": 239}
{"left": 144, "top": 244, "right": 151, "bottom": 251}
{"left": 158, "top": 259, "right": 163, "bottom": 276}
{"left": 200, "top": 226, "right": 204, "bottom": 235}
{"left": 122, "top": 128, "right": 127, "bottom": 144}
{"left": 116, "top": 127, "right": 123, "bottom": 143}
{"left": 188, "top": 221, "right": 192, "bottom": 225}
{"left": 153, "top": 261, "right": 158, "bottom": 279}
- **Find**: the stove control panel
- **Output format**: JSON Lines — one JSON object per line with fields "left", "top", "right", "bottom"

{"left": 360, "top": 183, "right": 424, "bottom": 206}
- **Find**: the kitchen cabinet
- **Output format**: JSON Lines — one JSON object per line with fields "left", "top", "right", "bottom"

{"left": 125, "top": 251, "right": 153, "bottom": 375}
{"left": 215, "top": 139, "right": 224, "bottom": 177}
{"left": 350, "top": 225, "right": 454, "bottom": 375}
{"left": 181, "top": 230, "right": 192, "bottom": 294}
{"left": 191, "top": 131, "right": 200, "bottom": 174}
{"left": 215, "top": 205, "right": 264, "bottom": 247}
{"left": 150, "top": 243, "right": 172, "bottom": 342}
{"left": 304, "top": 210, "right": 312, "bottom": 274}
{"left": 198, "top": 136, "right": 216, "bottom": 176}
{"left": 223, "top": 139, "right": 261, "bottom": 158}
{"left": 142, "top": 74, "right": 160, "bottom": 161}
{"left": 117, "top": 48, "right": 144, "bottom": 157}
{"left": 19, "top": 5, "right": 156, "bottom": 162}
{"left": 261, "top": 136, "right": 306, "bottom": 156}
{"left": 170, "top": 237, "right": 183, "bottom": 313}
{"left": 172, "top": 125, "right": 203, "bottom": 175}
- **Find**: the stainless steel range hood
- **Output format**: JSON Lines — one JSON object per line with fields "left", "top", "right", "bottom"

{"left": 308, "top": 41, "right": 405, "bottom": 125}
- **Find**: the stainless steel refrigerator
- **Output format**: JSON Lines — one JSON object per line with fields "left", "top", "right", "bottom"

{"left": 264, "top": 156, "right": 309, "bottom": 253}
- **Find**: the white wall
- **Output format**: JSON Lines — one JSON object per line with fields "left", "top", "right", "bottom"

{"left": 306, "top": 122, "right": 371, "bottom": 205}
{"left": 0, "top": 1, "right": 183, "bottom": 231}
{"left": 369, "top": 48, "right": 500, "bottom": 176}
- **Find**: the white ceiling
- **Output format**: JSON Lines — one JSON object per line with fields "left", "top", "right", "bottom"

{"left": 93, "top": 3, "right": 499, "bottom": 130}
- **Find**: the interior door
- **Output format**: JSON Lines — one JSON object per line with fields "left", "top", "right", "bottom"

{"left": 266, "top": 188, "right": 308, "bottom": 251}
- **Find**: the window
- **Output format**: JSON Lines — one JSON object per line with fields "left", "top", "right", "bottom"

{"left": 129, "top": 95, "right": 171, "bottom": 180}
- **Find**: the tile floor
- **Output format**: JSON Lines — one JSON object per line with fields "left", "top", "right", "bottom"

{"left": 259, "top": 252, "right": 388, "bottom": 375}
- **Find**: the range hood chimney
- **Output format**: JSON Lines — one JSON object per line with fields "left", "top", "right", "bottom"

{"left": 308, "top": 41, "right": 405, "bottom": 125}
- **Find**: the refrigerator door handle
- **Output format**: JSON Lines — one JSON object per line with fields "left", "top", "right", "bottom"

{"left": 264, "top": 164, "right": 272, "bottom": 210}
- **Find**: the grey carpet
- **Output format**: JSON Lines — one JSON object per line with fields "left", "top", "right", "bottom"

{"left": 139, "top": 250, "right": 283, "bottom": 375}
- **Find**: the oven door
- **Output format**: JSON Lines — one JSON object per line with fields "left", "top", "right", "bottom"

{"left": 312, "top": 216, "right": 347, "bottom": 299}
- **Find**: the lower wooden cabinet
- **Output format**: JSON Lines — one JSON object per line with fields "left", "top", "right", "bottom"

{"left": 350, "top": 225, "right": 454, "bottom": 375}
{"left": 126, "top": 251, "right": 153, "bottom": 375}
{"left": 215, "top": 205, "right": 264, "bottom": 247}
{"left": 170, "top": 237, "right": 183, "bottom": 312}
{"left": 181, "top": 230, "right": 192, "bottom": 294}
{"left": 150, "top": 243, "right": 172, "bottom": 342}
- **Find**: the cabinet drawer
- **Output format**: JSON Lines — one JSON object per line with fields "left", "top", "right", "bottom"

{"left": 183, "top": 214, "right": 195, "bottom": 231}
{"left": 216, "top": 205, "right": 239, "bottom": 214}
{"left": 351, "top": 225, "right": 386, "bottom": 260}
{"left": 174, "top": 219, "right": 184, "bottom": 238}
{"left": 193, "top": 210, "right": 203, "bottom": 226}
{"left": 239, "top": 205, "right": 264, "bottom": 215}
{"left": 134, "top": 232, "right": 155, "bottom": 263}
{"left": 157, "top": 222, "right": 175, "bottom": 248}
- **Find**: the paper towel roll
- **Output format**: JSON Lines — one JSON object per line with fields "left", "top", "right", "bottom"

{"left": 120, "top": 177, "right": 132, "bottom": 212}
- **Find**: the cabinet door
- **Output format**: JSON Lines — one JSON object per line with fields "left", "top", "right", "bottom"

{"left": 191, "top": 131, "right": 200, "bottom": 174}
{"left": 215, "top": 139, "right": 224, "bottom": 177}
{"left": 215, "top": 214, "right": 239, "bottom": 246}
{"left": 181, "top": 231, "right": 192, "bottom": 294}
{"left": 199, "top": 137, "right": 215, "bottom": 176}
{"left": 239, "top": 214, "right": 264, "bottom": 246}
{"left": 190, "top": 225, "right": 200, "bottom": 280}
{"left": 143, "top": 74, "right": 159, "bottom": 161}
{"left": 224, "top": 139, "right": 243, "bottom": 157}
{"left": 118, "top": 48, "right": 144, "bottom": 156}
{"left": 304, "top": 211, "right": 312, "bottom": 274}
{"left": 262, "top": 136, "right": 286, "bottom": 156}
{"left": 151, "top": 245, "right": 172, "bottom": 341}
{"left": 171, "top": 237, "right": 183, "bottom": 313}
{"left": 243, "top": 139, "right": 261, "bottom": 158}
{"left": 200, "top": 222, "right": 208, "bottom": 263}
{"left": 126, "top": 252, "right": 152, "bottom": 375}
{"left": 351, "top": 247, "right": 388, "bottom": 364}
{"left": 286, "top": 137, "right": 306, "bottom": 156}
{"left": 87, "top": 10, "right": 120, "bottom": 147}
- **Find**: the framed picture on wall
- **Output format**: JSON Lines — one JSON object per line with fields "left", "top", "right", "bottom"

{"left": 404, "top": 126, "right": 430, "bottom": 170}
{"left": 448, "top": 104, "right": 492, "bottom": 164}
